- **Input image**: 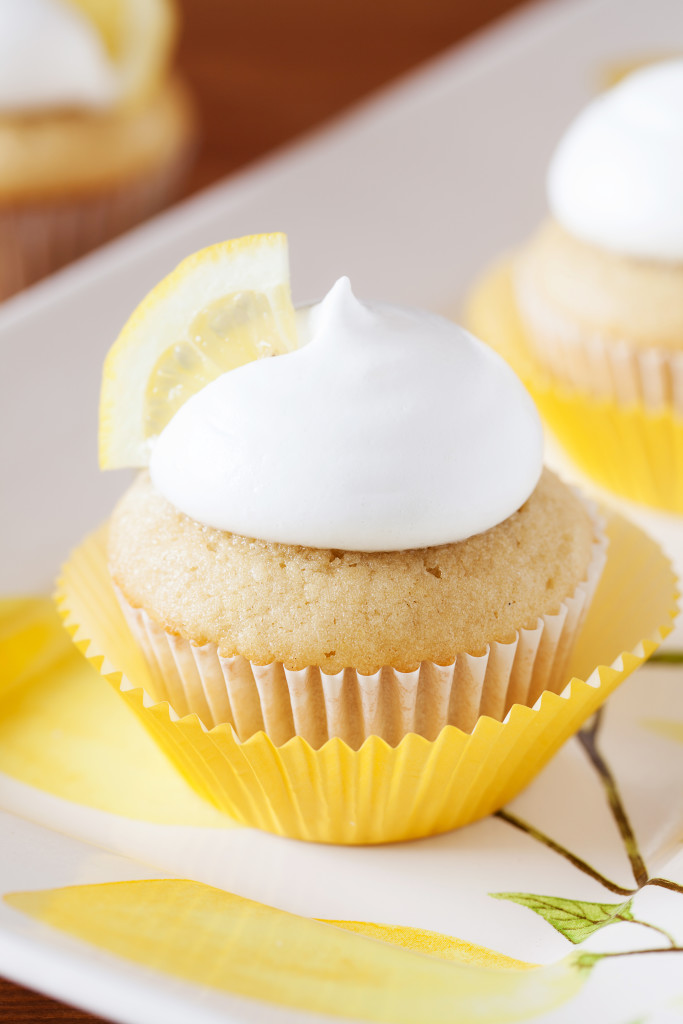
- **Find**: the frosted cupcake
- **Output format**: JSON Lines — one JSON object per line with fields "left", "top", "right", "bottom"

{"left": 467, "top": 60, "right": 683, "bottom": 512}
{"left": 106, "top": 274, "right": 606, "bottom": 749}
{"left": 515, "top": 60, "right": 683, "bottom": 410}
{"left": 56, "top": 234, "right": 679, "bottom": 843}
{"left": 0, "top": 0, "right": 194, "bottom": 300}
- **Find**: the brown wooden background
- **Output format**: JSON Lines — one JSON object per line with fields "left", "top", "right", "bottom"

{"left": 0, "top": 0, "right": 525, "bottom": 1019}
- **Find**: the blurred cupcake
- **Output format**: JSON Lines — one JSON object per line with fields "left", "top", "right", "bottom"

{"left": 0, "top": 0, "right": 194, "bottom": 300}
{"left": 58, "top": 236, "right": 676, "bottom": 845}
{"left": 469, "top": 60, "right": 683, "bottom": 512}
{"left": 515, "top": 60, "right": 683, "bottom": 410}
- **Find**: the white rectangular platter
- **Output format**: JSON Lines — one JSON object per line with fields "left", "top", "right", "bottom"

{"left": 2, "top": 1, "right": 683, "bottom": 1022}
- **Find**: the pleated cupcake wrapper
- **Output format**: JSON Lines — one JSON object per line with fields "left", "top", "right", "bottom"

{"left": 113, "top": 509, "right": 607, "bottom": 750}
{"left": 0, "top": 145, "right": 192, "bottom": 301}
{"left": 55, "top": 514, "right": 675, "bottom": 844}
{"left": 468, "top": 261, "right": 683, "bottom": 513}
{"left": 515, "top": 265, "right": 683, "bottom": 414}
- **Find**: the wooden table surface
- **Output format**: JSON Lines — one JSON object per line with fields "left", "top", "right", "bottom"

{"left": 1, "top": 0, "right": 524, "bottom": 1019}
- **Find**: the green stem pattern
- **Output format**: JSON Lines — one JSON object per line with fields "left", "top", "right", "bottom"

{"left": 589, "top": 946, "right": 683, "bottom": 961}
{"left": 648, "top": 877, "right": 683, "bottom": 895}
{"left": 630, "top": 919, "right": 677, "bottom": 948}
{"left": 496, "top": 811, "right": 683, "bottom": 899}
{"left": 649, "top": 651, "right": 683, "bottom": 664}
{"left": 494, "top": 809, "right": 636, "bottom": 897}
{"left": 577, "top": 710, "right": 649, "bottom": 887}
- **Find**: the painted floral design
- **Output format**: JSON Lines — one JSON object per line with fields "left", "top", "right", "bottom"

{"left": 492, "top": 707, "right": 683, "bottom": 976}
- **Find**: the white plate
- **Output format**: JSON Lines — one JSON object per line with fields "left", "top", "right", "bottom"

{"left": 2, "top": 0, "right": 683, "bottom": 1021}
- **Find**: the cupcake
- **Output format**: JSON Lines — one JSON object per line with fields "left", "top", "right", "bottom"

{"left": 57, "top": 234, "right": 676, "bottom": 844}
{"left": 515, "top": 60, "right": 683, "bottom": 410}
{"left": 105, "top": 272, "right": 606, "bottom": 749}
{"left": 0, "top": 0, "right": 194, "bottom": 300}
{"left": 468, "top": 60, "right": 683, "bottom": 513}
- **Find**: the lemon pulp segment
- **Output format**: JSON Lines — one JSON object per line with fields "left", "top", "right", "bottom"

{"left": 144, "top": 285, "right": 297, "bottom": 437}
{"left": 99, "top": 233, "right": 297, "bottom": 469}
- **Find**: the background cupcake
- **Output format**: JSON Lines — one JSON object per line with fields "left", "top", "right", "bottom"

{"left": 0, "top": 0, "right": 194, "bottom": 300}
{"left": 468, "top": 59, "right": 683, "bottom": 527}
{"left": 514, "top": 60, "right": 683, "bottom": 413}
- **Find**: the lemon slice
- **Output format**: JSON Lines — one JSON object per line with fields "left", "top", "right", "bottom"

{"left": 99, "top": 233, "right": 297, "bottom": 469}
{"left": 66, "top": 0, "right": 177, "bottom": 105}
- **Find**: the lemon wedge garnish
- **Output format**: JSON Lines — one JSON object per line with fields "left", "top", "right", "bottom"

{"left": 99, "top": 233, "right": 297, "bottom": 469}
{"left": 66, "top": 0, "right": 177, "bottom": 105}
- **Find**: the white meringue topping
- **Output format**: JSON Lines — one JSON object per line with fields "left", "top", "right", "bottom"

{"left": 150, "top": 278, "right": 543, "bottom": 551}
{"left": 0, "top": 0, "right": 119, "bottom": 113}
{"left": 548, "top": 60, "right": 683, "bottom": 262}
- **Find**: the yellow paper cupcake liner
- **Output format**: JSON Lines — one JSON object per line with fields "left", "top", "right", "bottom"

{"left": 56, "top": 519, "right": 676, "bottom": 844}
{"left": 467, "top": 261, "right": 683, "bottom": 512}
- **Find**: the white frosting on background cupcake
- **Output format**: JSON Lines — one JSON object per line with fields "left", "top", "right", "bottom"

{"left": 548, "top": 60, "right": 683, "bottom": 262}
{"left": 0, "top": 0, "right": 119, "bottom": 112}
{"left": 150, "top": 278, "right": 543, "bottom": 551}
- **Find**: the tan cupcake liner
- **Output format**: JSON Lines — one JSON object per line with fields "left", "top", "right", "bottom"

{"left": 114, "top": 503, "right": 607, "bottom": 751}
{"left": 0, "top": 145, "right": 192, "bottom": 301}
{"left": 515, "top": 265, "right": 683, "bottom": 413}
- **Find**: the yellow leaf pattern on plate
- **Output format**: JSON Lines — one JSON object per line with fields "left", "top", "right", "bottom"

{"left": 6, "top": 879, "right": 587, "bottom": 1024}
{"left": 0, "top": 598, "right": 230, "bottom": 826}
